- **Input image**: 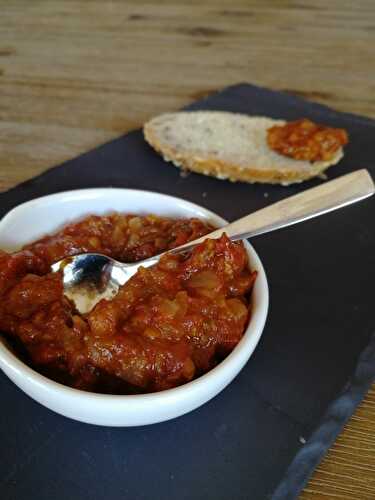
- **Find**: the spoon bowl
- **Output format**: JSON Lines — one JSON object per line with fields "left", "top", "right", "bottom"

{"left": 51, "top": 253, "right": 157, "bottom": 313}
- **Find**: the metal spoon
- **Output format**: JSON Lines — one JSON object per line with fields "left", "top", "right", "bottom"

{"left": 52, "top": 169, "right": 374, "bottom": 313}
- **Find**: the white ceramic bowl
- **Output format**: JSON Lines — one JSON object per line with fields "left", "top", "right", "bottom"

{"left": 0, "top": 189, "right": 268, "bottom": 426}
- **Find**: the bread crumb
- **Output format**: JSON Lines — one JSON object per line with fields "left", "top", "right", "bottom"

{"left": 299, "top": 436, "right": 306, "bottom": 444}
{"left": 180, "top": 169, "right": 190, "bottom": 178}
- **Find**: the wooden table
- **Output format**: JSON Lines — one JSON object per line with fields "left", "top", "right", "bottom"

{"left": 1, "top": 1, "right": 374, "bottom": 498}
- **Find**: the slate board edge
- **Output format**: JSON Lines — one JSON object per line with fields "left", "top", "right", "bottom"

{"left": 2, "top": 81, "right": 375, "bottom": 203}
{"left": 272, "top": 330, "right": 375, "bottom": 500}
{"left": 185, "top": 82, "right": 375, "bottom": 127}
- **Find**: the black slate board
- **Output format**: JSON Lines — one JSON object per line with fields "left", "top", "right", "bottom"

{"left": 1, "top": 83, "right": 375, "bottom": 500}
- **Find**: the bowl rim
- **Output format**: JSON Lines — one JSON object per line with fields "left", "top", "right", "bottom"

{"left": 0, "top": 187, "right": 269, "bottom": 405}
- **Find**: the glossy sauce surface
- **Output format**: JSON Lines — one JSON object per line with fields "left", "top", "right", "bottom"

{"left": 0, "top": 214, "right": 256, "bottom": 393}
{"left": 267, "top": 118, "right": 348, "bottom": 162}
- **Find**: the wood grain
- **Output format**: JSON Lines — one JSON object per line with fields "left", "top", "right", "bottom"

{"left": 300, "top": 386, "right": 375, "bottom": 500}
{"left": 1, "top": 1, "right": 375, "bottom": 498}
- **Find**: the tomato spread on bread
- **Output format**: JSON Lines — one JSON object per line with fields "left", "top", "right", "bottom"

{"left": 267, "top": 118, "right": 348, "bottom": 162}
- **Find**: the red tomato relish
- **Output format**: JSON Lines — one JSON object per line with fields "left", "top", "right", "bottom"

{"left": 0, "top": 213, "right": 257, "bottom": 393}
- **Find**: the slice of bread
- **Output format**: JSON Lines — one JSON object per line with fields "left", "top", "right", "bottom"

{"left": 143, "top": 111, "right": 344, "bottom": 185}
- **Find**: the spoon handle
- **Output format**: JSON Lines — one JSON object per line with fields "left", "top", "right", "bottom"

{"left": 173, "top": 169, "right": 374, "bottom": 253}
